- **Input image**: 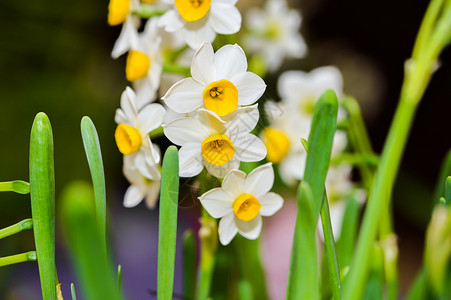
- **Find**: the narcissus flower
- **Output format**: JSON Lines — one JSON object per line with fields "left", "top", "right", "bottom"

{"left": 163, "top": 105, "right": 266, "bottom": 178}
{"left": 158, "top": 0, "right": 241, "bottom": 49}
{"left": 244, "top": 0, "right": 307, "bottom": 72}
{"left": 114, "top": 87, "right": 166, "bottom": 175}
{"left": 123, "top": 155, "right": 161, "bottom": 208}
{"left": 109, "top": 0, "right": 141, "bottom": 59}
{"left": 126, "top": 19, "right": 163, "bottom": 108}
{"left": 199, "top": 163, "right": 283, "bottom": 245}
{"left": 163, "top": 42, "right": 266, "bottom": 117}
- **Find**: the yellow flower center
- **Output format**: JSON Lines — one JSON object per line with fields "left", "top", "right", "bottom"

{"left": 175, "top": 0, "right": 211, "bottom": 22}
{"left": 233, "top": 194, "right": 261, "bottom": 221}
{"left": 203, "top": 79, "right": 238, "bottom": 116}
{"left": 115, "top": 124, "right": 142, "bottom": 155}
{"left": 201, "top": 134, "right": 235, "bottom": 166}
{"left": 262, "top": 127, "right": 290, "bottom": 163}
{"left": 108, "top": 0, "right": 130, "bottom": 26}
{"left": 126, "top": 50, "right": 151, "bottom": 82}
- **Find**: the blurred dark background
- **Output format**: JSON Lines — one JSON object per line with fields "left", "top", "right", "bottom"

{"left": 0, "top": 0, "right": 450, "bottom": 298}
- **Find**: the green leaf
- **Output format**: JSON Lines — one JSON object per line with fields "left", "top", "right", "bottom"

{"left": 29, "top": 112, "right": 57, "bottom": 300}
{"left": 60, "top": 181, "right": 121, "bottom": 300}
{"left": 71, "top": 283, "right": 77, "bottom": 300}
{"left": 320, "top": 195, "right": 343, "bottom": 300}
{"left": 405, "top": 269, "right": 427, "bottom": 300}
{"left": 287, "top": 181, "right": 319, "bottom": 300}
{"left": 117, "top": 265, "right": 122, "bottom": 297}
{"left": 445, "top": 176, "right": 451, "bottom": 204}
{"left": 80, "top": 116, "right": 107, "bottom": 255}
{"left": 157, "top": 146, "right": 180, "bottom": 300}
{"left": 302, "top": 89, "right": 338, "bottom": 220}
{"left": 183, "top": 230, "right": 196, "bottom": 300}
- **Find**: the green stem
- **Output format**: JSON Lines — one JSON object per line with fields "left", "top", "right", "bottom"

{"left": 0, "top": 251, "right": 37, "bottom": 267}
{"left": 163, "top": 63, "right": 191, "bottom": 77}
{"left": 196, "top": 209, "right": 217, "bottom": 300}
{"left": 0, "top": 180, "right": 30, "bottom": 194}
{"left": 320, "top": 195, "right": 343, "bottom": 300}
{"left": 343, "top": 97, "right": 417, "bottom": 300}
{"left": 149, "top": 126, "right": 164, "bottom": 140}
{"left": 131, "top": 7, "right": 166, "bottom": 18}
{"left": 0, "top": 219, "right": 33, "bottom": 240}
{"left": 117, "top": 265, "right": 122, "bottom": 296}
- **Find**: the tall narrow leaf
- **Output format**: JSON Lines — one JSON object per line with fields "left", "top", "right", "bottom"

{"left": 157, "top": 146, "right": 179, "bottom": 300}
{"left": 302, "top": 89, "right": 338, "bottom": 219}
{"left": 29, "top": 112, "right": 57, "bottom": 300}
{"left": 287, "top": 182, "right": 318, "bottom": 300}
{"left": 432, "top": 150, "right": 451, "bottom": 205}
{"left": 61, "top": 181, "right": 121, "bottom": 300}
{"left": 80, "top": 116, "right": 107, "bottom": 254}
{"left": 183, "top": 230, "right": 196, "bottom": 300}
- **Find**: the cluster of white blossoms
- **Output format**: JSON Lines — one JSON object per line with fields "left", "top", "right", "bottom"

{"left": 107, "top": 0, "right": 361, "bottom": 246}
{"left": 107, "top": 0, "right": 289, "bottom": 245}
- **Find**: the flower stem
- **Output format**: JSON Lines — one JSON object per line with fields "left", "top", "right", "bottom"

{"left": 0, "top": 218, "right": 33, "bottom": 240}
{"left": 163, "top": 63, "right": 191, "bottom": 77}
{"left": 0, "top": 180, "right": 30, "bottom": 194}
{"left": 343, "top": 2, "right": 451, "bottom": 298}
{"left": 0, "top": 251, "right": 37, "bottom": 267}
{"left": 320, "top": 195, "right": 343, "bottom": 300}
{"left": 132, "top": 7, "right": 166, "bottom": 18}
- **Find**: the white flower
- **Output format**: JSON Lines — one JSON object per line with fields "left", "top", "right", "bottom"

{"left": 123, "top": 155, "right": 161, "bottom": 208}
{"left": 199, "top": 163, "right": 283, "bottom": 245}
{"left": 114, "top": 87, "right": 166, "bottom": 177}
{"left": 277, "top": 66, "right": 344, "bottom": 118}
{"left": 262, "top": 101, "right": 347, "bottom": 186}
{"left": 162, "top": 42, "right": 266, "bottom": 117}
{"left": 244, "top": 0, "right": 307, "bottom": 72}
{"left": 126, "top": 19, "right": 163, "bottom": 108}
{"left": 158, "top": 0, "right": 241, "bottom": 49}
{"left": 109, "top": 0, "right": 141, "bottom": 59}
{"left": 163, "top": 105, "right": 266, "bottom": 178}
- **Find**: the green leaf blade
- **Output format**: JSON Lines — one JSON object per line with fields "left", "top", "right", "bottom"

{"left": 80, "top": 116, "right": 107, "bottom": 254}
{"left": 157, "top": 146, "right": 180, "bottom": 300}
{"left": 29, "top": 112, "right": 57, "bottom": 300}
{"left": 61, "top": 181, "right": 121, "bottom": 300}
{"left": 287, "top": 181, "right": 319, "bottom": 300}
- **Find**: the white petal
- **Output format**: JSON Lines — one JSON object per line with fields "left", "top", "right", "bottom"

{"left": 144, "top": 181, "right": 161, "bottom": 209}
{"left": 243, "top": 163, "right": 274, "bottom": 197}
{"left": 236, "top": 215, "right": 262, "bottom": 240}
{"left": 310, "top": 66, "right": 343, "bottom": 98}
{"left": 231, "top": 72, "right": 266, "bottom": 106}
{"left": 215, "top": 0, "right": 238, "bottom": 5}
{"left": 134, "top": 150, "right": 161, "bottom": 180}
{"left": 203, "top": 158, "right": 239, "bottom": 178}
{"left": 259, "top": 192, "right": 284, "bottom": 216}
{"left": 133, "top": 78, "right": 157, "bottom": 109}
{"left": 199, "top": 188, "right": 234, "bottom": 218}
{"left": 163, "top": 117, "right": 208, "bottom": 145}
{"left": 232, "top": 133, "right": 267, "bottom": 162}
{"left": 277, "top": 70, "right": 308, "bottom": 101}
{"left": 224, "top": 105, "right": 259, "bottom": 135}
{"left": 179, "top": 143, "right": 203, "bottom": 177}
{"left": 138, "top": 103, "right": 166, "bottom": 134}
{"left": 162, "top": 78, "right": 205, "bottom": 114}
{"left": 191, "top": 42, "right": 216, "bottom": 86}
{"left": 111, "top": 17, "right": 140, "bottom": 59}
{"left": 182, "top": 22, "right": 216, "bottom": 50}
{"left": 123, "top": 185, "right": 144, "bottom": 207}
{"left": 218, "top": 213, "right": 238, "bottom": 245}
{"left": 158, "top": 10, "right": 184, "bottom": 32}
{"left": 116, "top": 87, "right": 138, "bottom": 124}
{"left": 213, "top": 44, "right": 247, "bottom": 79}
{"left": 209, "top": 3, "right": 241, "bottom": 35}
{"left": 222, "top": 169, "right": 246, "bottom": 198}
{"left": 279, "top": 152, "right": 306, "bottom": 185}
